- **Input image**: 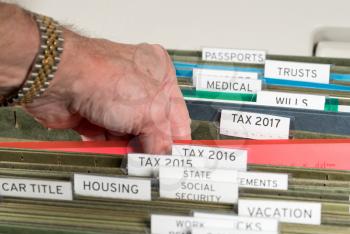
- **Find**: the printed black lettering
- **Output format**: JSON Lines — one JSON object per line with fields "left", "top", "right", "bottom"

{"left": 230, "top": 52, "right": 236, "bottom": 60}
{"left": 204, "top": 52, "right": 212, "bottom": 60}
{"left": 276, "top": 97, "right": 286, "bottom": 104}
{"left": 219, "top": 52, "right": 225, "bottom": 61}
{"left": 121, "top": 184, "right": 130, "bottom": 193}
{"left": 236, "top": 115, "right": 244, "bottom": 124}
{"left": 283, "top": 68, "right": 290, "bottom": 76}
{"left": 154, "top": 158, "right": 160, "bottom": 166}
{"left": 290, "top": 68, "right": 297, "bottom": 77}
{"left": 247, "top": 206, "right": 314, "bottom": 219}
{"left": 245, "top": 115, "right": 252, "bottom": 124}
{"left": 277, "top": 67, "right": 283, "bottom": 76}
{"left": 197, "top": 149, "right": 204, "bottom": 157}
{"left": 232, "top": 113, "right": 238, "bottom": 122}
{"left": 275, "top": 119, "right": 281, "bottom": 128}
{"left": 183, "top": 148, "right": 190, "bottom": 156}
{"left": 247, "top": 207, "right": 257, "bottom": 216}
{"left": 258, "top": 54, "right": 264, "bottom": 63}
{"left": 183, "top": 170, "right": 189, "bottom": 178}
{"left": 176, "top": 192, "right": 221, "bottom": 202}
{"left": 302, "top": 99, "right": 308, "bottom": 107}
{"left": 165, "top": 158, "right": 171, "bottom": 166}
{"left": 255, "top": 222, "right": 262, "bottom": 231}
{"left": 189, "top": 149, "right": 196, "bottom": 157}
{"left": 255, "top": 117, "right": 262, "bottom": 126}
{"left": 237, "top": 53, "right": 244, "bottom": 61}
{"left": 298, "top": 68, "right": 304, "bottom": 77}
{"left": 244, "top": 53, "right": 251, "bottom": 62}
{"left": 139, "top": 156, "right": 146, "bottom": 166}
{"left": 144, "top": 158, "right": 153, "bottom": 166}
{"left": 101, "top": 182, "right": 110, "bottom": 192}
{"left": 83, "top": 180, "right": 139, "bottom": 194}
{"left": 245, "top": 222, "right": 253, "bottom": 231}
{"left": 1, "top": 183, "right": 9, "bottom": 191}
{"left": 208, "top": 150, "right": 215, "bottom": 159}
{"left": 83, "top": 180, "right": 91, "bottom": 191}
{"left": 18, "top": 183, "right": 26, "bottom": 192}
{"left": 11, "top": 183, "right": 19, "bottom": 192}
{"left": 305, "top": 69, "right": 311, "bottom": 77}
{"left": 92, "top": 182, "right": 100, "bottom": 191}
{"left": 110, "top": 183, "right": 117, "bottom": 193}
{"left": 273, "top": 180, "right": 278, "bottom": 188}
{"left": 250, "top": 54, "right": 257, "bottom": 63}
{"left": 223, "top": 52, "right": 230, "bottom": 61}
{"left": 131, "top": 184, "right": 139, "bottom": 194}
{"left": 41, "top": 184, "right": 48, "bottom": 193}
{"left": 207, "top": 81, "right": 215, "bottom": 89}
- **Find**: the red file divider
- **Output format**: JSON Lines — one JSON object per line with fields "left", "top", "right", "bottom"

{"left": 0, "top": 139, "right": 350, "bottom": 170}
{"left": 0, "top": 141, "right": 130, "bottom": 155}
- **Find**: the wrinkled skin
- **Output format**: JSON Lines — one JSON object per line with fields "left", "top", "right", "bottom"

{"left": 23, "top": 30, "right": 191, "bottom": 154}
{"left": 0, "top": 4, "right": 191, "bottom": 153}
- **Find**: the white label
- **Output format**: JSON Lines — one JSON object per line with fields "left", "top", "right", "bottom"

{"left": 160, "top": 167, "right": 237, "bottom": 182}
{"left": 202, "top": 47, "right": 266, "bottom": 64}
{"left": 264, "top": 60, "right": 330, "bottom": 84}
{"left": 196, "top": 75, "right": 262, "bottom": 94}
{"left": 128, "top": 154, "right": 244, "bottom": 177}
{"left": 238, "top": 172, "right": 289, "bottom": 190}
{"left": 338, "top": 105, "right": 350, "bottom": 113}
{"left": 74, "top": 174, "right": 151, "bottom": 201}
{"left": 193, "top": 212, "right": 279, "bottom": 233}
{"left": 193, "top": 68, "right": 259, "bottom": 91}
{"left": 192, "top": 228, "right": 276, "bottom": 234}
{"left": 238, "top": 199, "right": 322, "bottom": 225}
{"left": 159, "top": 167, "right": 238, "bottom": 204}
{"left": 172, "top": 144, "right": 247, "bottom": 171}
{"left": 151, "top": 214, "right": 237, "bottom": 234}
{"left": 256, "top": 91, "right": 326, "bottom": 110}
{"left": 220, "top": 110, "right": 290, "bottom": 139}
{"left": 0, "top": 178, "right": 72, "bottom": 200}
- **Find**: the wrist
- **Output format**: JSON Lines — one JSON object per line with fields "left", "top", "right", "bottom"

{"left": 0, "top": 3, "right": 40, "bottom": 96}
{"left": 38, "top": 28, "right": 93, "bottom": 105}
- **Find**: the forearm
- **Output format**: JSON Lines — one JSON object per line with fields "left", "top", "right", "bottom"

{"left": 0, "top": 2, "right": 39, "bottom": 96}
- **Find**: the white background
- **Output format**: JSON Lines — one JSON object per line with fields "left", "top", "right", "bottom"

{"left": 10, "top": 0, "right": 350, "bottom": 56}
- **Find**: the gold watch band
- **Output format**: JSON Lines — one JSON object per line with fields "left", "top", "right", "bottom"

{"left": 0, "top": 13, "right": 64, "bottom": 107}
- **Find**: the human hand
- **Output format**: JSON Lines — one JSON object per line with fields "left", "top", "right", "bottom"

{"left": 23, "top": 30, "right": 191, "bottom": 154}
